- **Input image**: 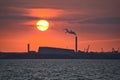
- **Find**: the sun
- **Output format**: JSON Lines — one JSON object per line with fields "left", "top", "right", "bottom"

{"left": 36, "top": 20, "right": 49, "bottom": 31}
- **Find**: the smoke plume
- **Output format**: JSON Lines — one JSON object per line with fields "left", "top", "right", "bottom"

{"left": 64, "top": 28, "right": 76, "bottom": 35}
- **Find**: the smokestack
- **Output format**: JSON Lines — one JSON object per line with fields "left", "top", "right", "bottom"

{"left": 75, "top": 36, "right": 78, "bottom": 53}
{"left": 27, "top": 43, "right": 30, "bottom": 53}
{"left": 64, "top": 28, "right": 78, "bottom": 53}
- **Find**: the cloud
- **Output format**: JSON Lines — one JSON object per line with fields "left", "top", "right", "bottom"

{"left": 1, "top": 0, "right": 120, "bottom": 10}
{"left": 79, "top": 17, "right": 120, "bottom": 24}
{"left": 0, "top": 0, "right": 120, "bottom": 35}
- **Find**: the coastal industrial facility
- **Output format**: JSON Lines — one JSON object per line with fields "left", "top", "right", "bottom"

{"left": 0, "top": 29, "right": 119, "bottom": 59}
{"left": 0, "top": 43, "right": 119, "bottom": 59}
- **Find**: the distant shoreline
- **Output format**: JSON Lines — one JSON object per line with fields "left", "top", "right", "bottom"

{"left": 0, "top": 52, "right": 120, "bottom": 59}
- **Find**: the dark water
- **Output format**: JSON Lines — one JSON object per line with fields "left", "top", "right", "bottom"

{"left": 0, "top": 59, "right": 120, "bottom": 80}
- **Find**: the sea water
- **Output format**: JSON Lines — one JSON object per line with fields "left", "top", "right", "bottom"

{"left": 0, "top": 59, "right": 120, "bottom": 80}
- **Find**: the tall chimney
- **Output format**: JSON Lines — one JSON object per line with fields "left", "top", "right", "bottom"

{"left": 75, "top": 36, "right": 78, "bottom": 53}
{"left": 27, "top": 43, "right": 30, "bottom": 53}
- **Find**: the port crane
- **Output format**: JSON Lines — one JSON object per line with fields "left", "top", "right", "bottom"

{"left": 86, "top": 45, "right": 90, "bottom": 53}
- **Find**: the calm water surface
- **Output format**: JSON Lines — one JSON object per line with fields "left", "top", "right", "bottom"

{"left": 0, "top": 59, "right": 120, "bottom": 80}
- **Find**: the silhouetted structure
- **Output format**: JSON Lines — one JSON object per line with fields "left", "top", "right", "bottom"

{"left": 86, "top": 45, "right": 90, "bottom": 53}
{"left": 101, "top": 48, "right": 104, "bottom": 53}
{"left": 75, "top": 36, "right": 78, "bottom": 53}
{"left": 64, "top": 28, "right": 78, "bottom": 53}
{"left": 0, "top": 47, "right": 120, "bottom": 59}
{"left": 38, "top": 47, "right": 74, "bottom": 54}
{"left": 27, "top": 43, "right": 30, "bottom": 53}
{"left": 112, "top": 48, "right": 119, "bottom": 53}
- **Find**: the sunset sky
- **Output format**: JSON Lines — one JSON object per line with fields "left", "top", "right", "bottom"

{"left": 0, "top": 0, "right": 120, "bottom": 52}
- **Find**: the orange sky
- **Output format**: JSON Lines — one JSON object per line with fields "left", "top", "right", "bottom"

{"left": 0, "top": 0, "right": 120, "bottom": 52}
